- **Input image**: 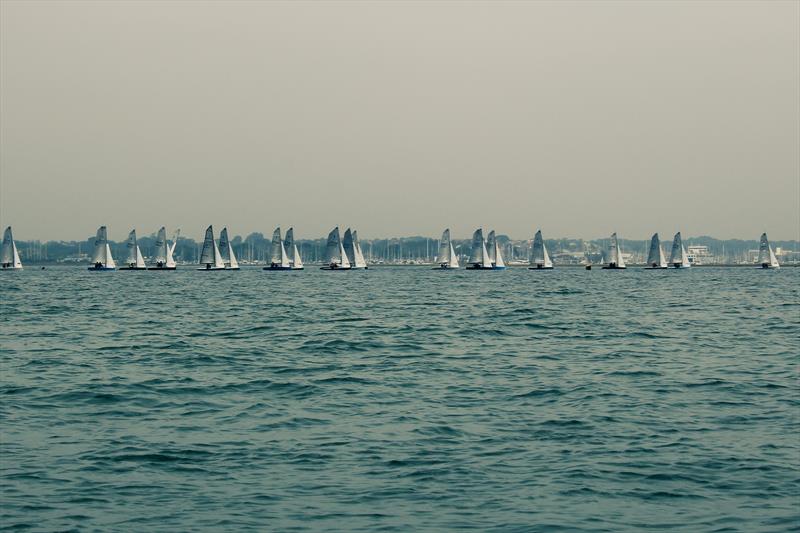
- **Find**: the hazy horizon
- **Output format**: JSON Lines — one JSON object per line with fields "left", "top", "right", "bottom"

{"left": 2, "top": 0, "right": 798, "bottom": 242}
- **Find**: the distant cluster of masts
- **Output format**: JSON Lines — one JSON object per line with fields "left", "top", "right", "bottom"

{"left": 1, "top": 226, "right": 782, "bottom": 271}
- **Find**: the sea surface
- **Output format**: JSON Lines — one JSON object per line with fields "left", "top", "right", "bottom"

{"left": 1, "top": 265, "right": 798, "bottom": 532}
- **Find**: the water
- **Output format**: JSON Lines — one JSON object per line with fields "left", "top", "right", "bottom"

{"left": 1, "top": 266, "right": 798, "bottom": 532}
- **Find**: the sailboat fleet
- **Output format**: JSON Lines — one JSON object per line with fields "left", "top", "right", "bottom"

{"left": 466, "top": 228, "right": 506, "bottom": 270}
{"left": 264, "top": 227, "right": 303, "bottom": 270}
{"left": 0, "top": 225, "right": 787, "bottom": 271}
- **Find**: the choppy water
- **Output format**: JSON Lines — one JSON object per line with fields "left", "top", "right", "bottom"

{"left": 1, "top": 266, "right": 798, "bottom": 531}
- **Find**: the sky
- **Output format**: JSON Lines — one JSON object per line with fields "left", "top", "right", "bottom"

{"left": 1, "top": 0, "right": 798, "bottom": 242}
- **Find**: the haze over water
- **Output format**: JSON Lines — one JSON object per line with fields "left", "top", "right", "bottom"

{"left": 2, "top": 266, "right": 797, "bottom": 531}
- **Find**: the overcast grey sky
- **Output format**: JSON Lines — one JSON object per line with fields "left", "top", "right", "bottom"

{"left": 1, "top": 0, "right": 798, "bottom": 242}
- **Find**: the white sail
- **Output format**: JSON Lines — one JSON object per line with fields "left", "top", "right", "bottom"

{"left": 324, "top": 227, "right": 343, "bottom": 265}
{"left": 469, "top": 229, "right": 485, "bottom": 264}
{"left": 531, "top": 230, "right": 553, "bottom": 268}
{"left": 646, "top": 233, "right": 667, "bottom": 268}
{"left": 480, "top": 239, "right": 492, "bottom": 268}
{"left": 338, "top": 237, "right": 351, "bottom": 268}
{"left": 758, "top": 233, "right": 780, "bottom": 268}
{"left": 342, "top": 228, "right": 357, "bottom": 266}
{"left": 153, "top": 227, "right": 168, "bottom": 265}
{"left": 1, "top": 226, "right": 22, "bottom": 269}
{"left": 219, "top": 227, "right": 239, "bottom": 268}
{"left": 493, "top": 238, "right": 505, "bottom": 268}
{"left": 166, "top": 229, "right": 179, "bottom": 268}
{"left": 352, "top": 230, "right": 367, "bottom": 268}
{"left": 608, "top": 233, "right": 625, "bottom": 268}
{"left": 104, "top": 243, "right": 116, "bottom": 269}
{"left": 135, "top": 245, "right": 145, "bottom": 268}
{"left": 449, "top": 241, "right": 459, "bottom": 268}
{"left": 486, "top": 230, "right": 497, "bottom": 264}
{"left": 669, "top": 232, "right": 690, "bottom": 268}
{"left": 91, "top": 226, "right": 115, "bottom": 267}
{"left": 292, "top": 244, "right": 303, "bottom": 269}
{"left": 168, "top": 229, "right": 180, "bottom": 259}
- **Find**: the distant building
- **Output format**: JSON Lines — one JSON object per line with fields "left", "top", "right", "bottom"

{"left": 687, "top": 245, "right": 712, "bottom": 265}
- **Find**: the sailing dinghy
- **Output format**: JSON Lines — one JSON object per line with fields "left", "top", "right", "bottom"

{"left": 601, "top": 233, "right": 626, "bottom": 269}
{"left": 148, "top": 226, "right": 177, "bottom": 270}
{"left": 466, "top": 228, "right": 494, "bottom": 270}
{"left": 264, "top": 227, "right": 292, "bottom": 270}
{"left": 197, "top": 225, "right": 226, "bottom": 270}
{"left": 434, "top": 228, "right": 459, "bottom": 269}
{"left": 284, "top": 227, "right": 304, "bottom": 270}
{"left": 121, "top": 229, "right": 147, "bottom": 270}
{"left": 88, "top": 226, "right": 116, "bottom": 270}
{"left": 219, "top": 228, "right": 240, "bottom": 270}
{"left": 1, "top": 226, "right": 23, "bottom": 270}
{"left": 645, "top": 233, "right": 667, "bottom": 269}
{"left": 757, "top": 233, "right": 780, "bottom": 269}
{"left": 529, "top": 230, "right": 553, "bottom": 270}
{"left": 668, "top": 232, "right": 691, "bottom": 268}
{"left": 321, "top": 227, "right": 351, "bottom": 270}
{"left": 343, "top": 228, "right": 368, "bottom": 269}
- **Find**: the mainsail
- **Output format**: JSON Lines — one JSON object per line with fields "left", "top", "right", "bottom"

{"left": 125, "top": 229, "right": 146, "bottom": 268}
{"left": 1, "top": 226, "right": 22, "bottom": 269}
{"left": 758, "top": 233, "right": 780, "bottom": 268}
{"left": 531, "top": 230, "right": 553, "bottom": 268}
{"left": 91, "top": 226, "right": 116, "bottom": 268}
{"left": 219, "top": 227, "right": 239, "bottom": 268}
{"left": 669, "top": 232, "right": 690, "bottom": 268}
{"left": 342, "top": 228, "right": 356, "bottom": 266}
{"left": 199, "top": 225, "right": 225, "bottom": 268}
{"left": 352, "top": 230, "right": 367, "bottom": 268}
{"left": 270, "top": 227, "right": 290, "bottom": 268}
{"left": 486, "top": 231, "right": 497, "bottom": 264}
{"left": 608, "top": 233, "right": 625, "bottom": 268}
{"left": 646, "top": 233, "right": 667, "bottom": 268}
{"left": 152, "top": 227, "right": 169, "bottom": 266}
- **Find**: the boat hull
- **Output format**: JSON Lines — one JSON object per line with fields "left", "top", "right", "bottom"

{"left": 644, "top": 266, "right": 667, "bottom": 269}
{"left": 432, "top": 265, "right": 459, "bottom": 270}
{"left": 264, "top": 265, "right": 293, "bottom": 271}
{"left": 87, "top": 266, "right": 115, "bottom": 271}
{"left": 1, "top": 266, "right": 23, "bottom": 271}
{"left": 147, "top": 266, "right": 177, "bottom": 271}
{"left": 120, "top": 266, "right": 148, "bottom": 270}
{"left": 196, "top": 267, "right": 227, "bottom": 271}
{"left": 465, "top": 265, "right": 494, "bottom": 270}
{"left": 528, "top": 265, "right": 553, "bottom": 270}
{"left": 601, "top": 265, "right": 626, "bottom": 270}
